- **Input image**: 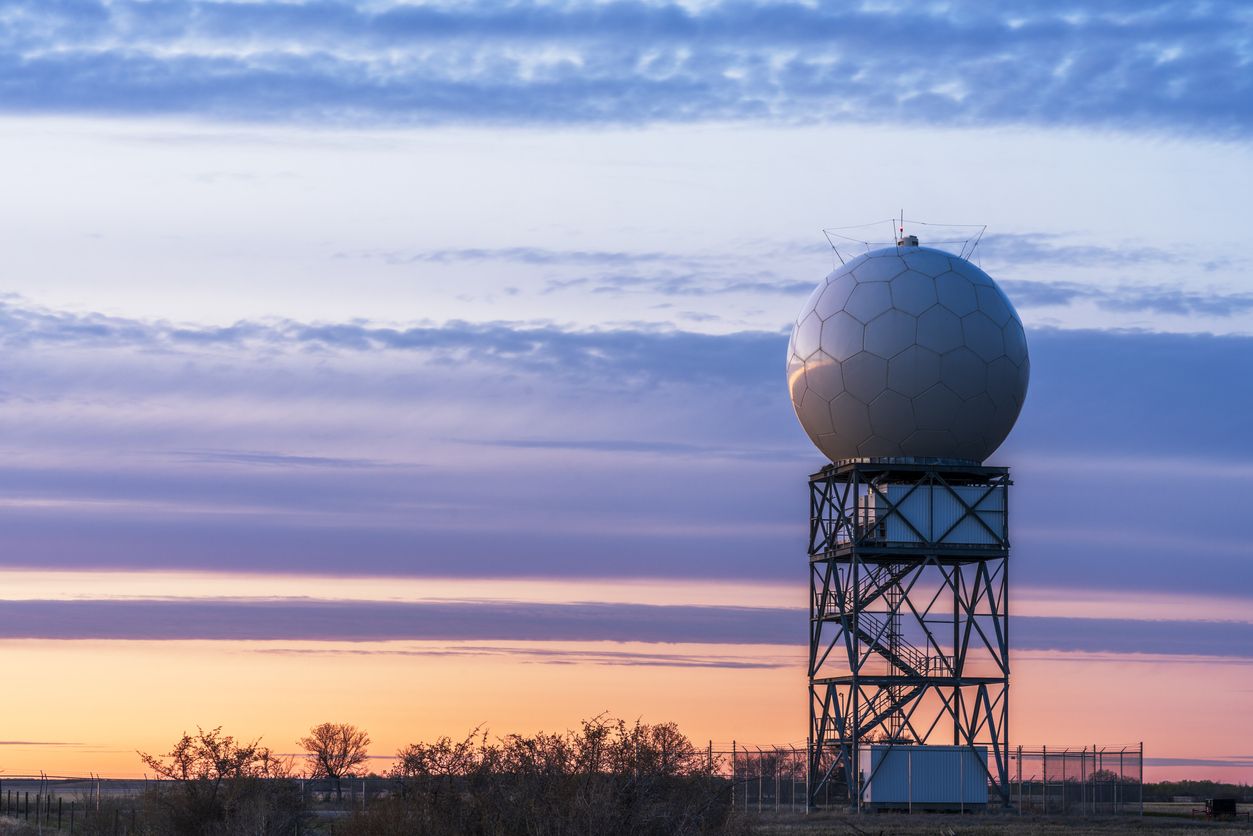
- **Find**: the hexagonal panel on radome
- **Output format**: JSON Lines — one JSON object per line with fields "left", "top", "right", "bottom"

{"left": 902, "top": 429, "right": 958, "bottom": 458}
{"left": 868, "top": 390, "right": 917, "bottom": 442}
{"left": 954, "top": 394, "right": 997, "bottom": 445}
{"left": 962, "top": 311, "right": 1005, "bottom": 362}
{"left": 916, "top": 305, "right": 964, "bottom": 354}
{"left": 795, "top": 388, "right": 835, "bottom": 439}
{"left": 949, "top": 257, "right": 994, "bottom": 287}
{"left": 986, "top": 356, "right": 1021, "bottom": 407}
{"left": 955, "top": 439, "right": 989, "bottom": 462}
{"left": 829, "top": 393, "right": 872, "bottom": 447}
{"left": 986, "top": 403, "right": 1021, "bottom": 456}
{"left": 845, "top": 282, "right": 894, "bottom": 323}
{"left": 821, "top": 311, "right": 865, "bottom": 361}
{"left": 1003, "top": 320, "right": 1029, "bottom": 366}
{"left": 798, "top": 280, "right": 825, "bottom": 320}
{"left": 840, "top": 351, "right": 889, "bottom": 403}
{"left": 935, "top": 271, "right": 978, "bottom": 316}
{"left": 975, "top": 285, "right": 1013, "bottom": 326}
{"left": 794, "top": 311, "right": 823, "bottom": 358}
{"left": 890, "top": 270, "right": 939, "bottom": 315}
{"left": 804, "top": 350, "right": 845, "bottom": 402}
{"left": 852, "top": 255, "right": 906, "bottom": 283}
{"left": 913, "top": 383, "right": 962, "bottom": 431}
{"left": 864, "top": 309, "right": 917, "bottom": 359}
{"left": 786, "top": 355, "right": 807, "bottom": 404}
{"left": 941, "top": 347, "right": 987, "bottom": 399}
{"left": 840, "top": 253, "right": 872, "bottom": 275}
{"left": 859, "top": 434, "right": 904, "bottom": 458}
{"left": 815, "top": 273, "right": 858, "bottom": 318}
{"left": 887, "top": 345, "right": 942, "bottom": 398}
{"left": 901, "top": 248, "right": 952, "bottom": 277}
{"left": 814, "top": 432, "right": 844, "bottom": 461}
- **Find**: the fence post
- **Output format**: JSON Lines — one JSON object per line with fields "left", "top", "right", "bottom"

{"left": 1043, "top": 745, "right": 1047, "bottom": 815}
{"left": 805, "top": 735, "right": 811, "bottom": 814}
{"left": 731, "top": 741, "right": 737, "bottom": 810}
{"left": 1138, "top": 742, "right": 1144, "bottom": 817}
{"left": 1016, "top": 745, "right": 1022, "bottom": 814}
{"left": 1061, "top": 749, "right": 1066, "bottom": 813}
{"left": 766, "top": 752, "right": 776, "bottom": 812}
{"left": 792, "top": 746, "right": 798, "bottom": 813}
{"left": 757, "top": 747, "right": 762, "bottom": 814}
{"left": 59, "top": 797, "right": 63, "bottom": 829}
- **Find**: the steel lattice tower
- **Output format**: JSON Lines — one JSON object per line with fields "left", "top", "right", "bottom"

{"left": 806, "top": 458, "right": 1012, "bottom": 809}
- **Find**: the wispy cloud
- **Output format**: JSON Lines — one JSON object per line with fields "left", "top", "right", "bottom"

{"left": 1, "top": 597, "right": 1251, "bottom": 660}
{"left": 0, "top": 2, "right": 1250, "bottom": 134}
{"left": 0, "top": 598, "right": 804, "bottom": 645}
{"left": 338, "top": 246, "right": 812, "bottom": 298}
{"left": 256, "top": 645, "right": 792, "bottom": 670}
{"left": 168, "top": 450, "right": 396, "bottom": 470}
{"left": 456, "top": 438, "right": 805, "bottom": 462}
{"left": 1000, "top": 279, "right": 1253, "bottom": 317}
{"left": 0, "top": 299, "right": 783, "bottom": 386}
{"left": 979, "top": 233, "right": 1190, "bottom": 268}
{"left": 1144, "top": 756, "right": 1253, "bottom": 768}
{"left": 337, "top": 247, "right": 674, "bottom": 267}
{"left": 544, "top": 273, "right": 813, "bottom": 298}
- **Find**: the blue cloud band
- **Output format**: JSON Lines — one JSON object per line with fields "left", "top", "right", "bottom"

{"left": 1, "top": 1, "right": 1250, "bottom": 133}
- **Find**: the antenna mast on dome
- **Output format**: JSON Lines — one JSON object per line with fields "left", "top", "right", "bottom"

{"left": 822, "top": 217, "right": 986, "bottom": 264}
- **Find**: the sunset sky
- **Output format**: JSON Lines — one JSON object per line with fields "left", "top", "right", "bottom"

{"left": 1, "top": 1, "right": 1252, "bottom": 782}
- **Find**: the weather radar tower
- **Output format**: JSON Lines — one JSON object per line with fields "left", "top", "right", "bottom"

{"left": 787, "top": 220, "right": 1029, "bottom": 810}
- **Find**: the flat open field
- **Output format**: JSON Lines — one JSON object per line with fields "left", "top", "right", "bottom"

{"left": 746, "top": 810, "right": 1253, "bottom": 835}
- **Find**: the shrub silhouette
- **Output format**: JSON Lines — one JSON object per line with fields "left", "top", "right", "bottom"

{"left": 348, "top": 715, "right": 739, "bottom": 836}
{"left": 136, "top": 726, "right": 307, "bottom": 835}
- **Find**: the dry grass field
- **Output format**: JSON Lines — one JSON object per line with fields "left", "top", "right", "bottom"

{"left": 745, "top": 810, "right": 1253, "bottom": 836}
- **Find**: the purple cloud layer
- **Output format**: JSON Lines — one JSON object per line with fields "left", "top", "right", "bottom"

{"left": 0, "top": 598, "right": 1249, "bottom": 662}
{"left": 0, "top": 299, "right": 1249, "bottom": 600}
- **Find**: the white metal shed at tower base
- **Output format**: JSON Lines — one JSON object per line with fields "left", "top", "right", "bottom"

{"left": 859, "top": 744, "right": 989, "bottom": 810}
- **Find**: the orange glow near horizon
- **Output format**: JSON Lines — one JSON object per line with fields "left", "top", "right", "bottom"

{"left": 0, "top": 570, "right": 1250, "bottom": 783}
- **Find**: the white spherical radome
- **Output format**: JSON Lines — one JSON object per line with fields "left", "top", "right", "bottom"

{"left": 787, "top": 245, "right": 1029, "bottom": 463}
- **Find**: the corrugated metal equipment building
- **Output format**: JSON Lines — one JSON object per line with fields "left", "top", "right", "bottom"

{"left": 859, "top": 745, "right": 989, "bottom": 810}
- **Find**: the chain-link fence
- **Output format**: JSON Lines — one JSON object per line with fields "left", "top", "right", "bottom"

{"left": 1009, "top": 744, "right": 1143, "bottom": 815}
{"left": 721, "top": 742, "right": 1143, "bottom": 815}
{"left": 1, "top": 743, "right": 1144, "bottom": 827}
{"left": 723, "top": 745, "right": 809, "bottom": 814}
